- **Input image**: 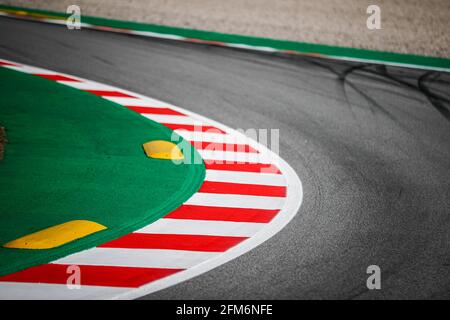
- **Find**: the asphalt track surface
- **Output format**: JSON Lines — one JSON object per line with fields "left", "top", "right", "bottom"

{"left": 1, "top": 17, "right": 449, "bottom": 300}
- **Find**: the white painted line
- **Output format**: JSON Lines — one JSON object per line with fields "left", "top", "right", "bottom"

{"left": 136, "top": 218, "right": 264, "bottom": 237}
{"left": 205, "top": 169, "right": 286, "bottom": 186}
{"left": 55, "top": 248, "right": 217, "bottom": 269}
{"left": 185, "top": 192, "right": 285, "bottom": 210}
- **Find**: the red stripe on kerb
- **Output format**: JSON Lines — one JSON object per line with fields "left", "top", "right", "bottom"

{"left": 163, "top": 123, "right": 226, "bottom": 134}
{"left": 126, "top": 106, "right": 185, "bottom": 116}
{"left": 166, "top": 205, "right": 279, "bottom": 223}
{"left": 205, "top": 162, "right": 281, "bottom": 174}
{"left": 85, "top": 90, "right": 135, "bottom": 98}
{"left": 0, "top": 61, "right": 17, "bottom": 66}
{"left": 0, "top": 264, "right": 182, "bottom": 288}
{"left": 99, "top": 233, "right": 247, "bottom": 252}
{"left": 199, "top": 181, "right": 286, "bottom": 197}
{"left": 33, "top": 74, "right": 80, "bottom": 81}
{"left": 192, "top": 141, "right": 258, "bottom": 153}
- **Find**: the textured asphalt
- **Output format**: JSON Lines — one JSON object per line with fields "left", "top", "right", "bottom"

{"left": 1, "top": 17, "right": 449, "bottom": 299}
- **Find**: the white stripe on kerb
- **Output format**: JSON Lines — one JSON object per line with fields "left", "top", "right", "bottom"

{"left": 136, "top": 218, "right": 264, "bottom": 237}
{"left": 55, "top": 248, "right": 217, "bottom": 269}
{"left": 102, "top": 97, "right": 167, "bottom": 107}
{"left": 57, "top": 81, "right": 116, "bottom": 91}
{"left": 175, "top": 130, "right": 243, "bottom": 144}
{"left": 226, "top": 43, "right": 278, "bottom": 52}
{"left": 2, "top": 65, "right": 54, "bottom": 74}
{"left": 118, "top": 96, "right": 176, "bottom": 108}
{"left": 132, "top": 30, "right": 187, "bottom": 41}
{"left": 198, "top": 150, "right": 272, "bottom": 163}
{"left": 185, "top": 193, "right": 285, "bottom": 210}
{"left": 142, "top": 114, "right": 206, "bottom": 126}
{"left": 205, "top": 169, "right": 285, "bottom": 186}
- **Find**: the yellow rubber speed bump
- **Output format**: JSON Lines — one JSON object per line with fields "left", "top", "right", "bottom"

{"left": 143, "top": 140, "right": 184, "bottom": 160}
{"left": 3, "top": 220, "right": 107, "bottom": 250}
{"left": 15, "top": 10, "right": 28, "bottom": 16}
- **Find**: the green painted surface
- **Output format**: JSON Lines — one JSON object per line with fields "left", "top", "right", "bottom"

{"left": 0, "top": 4, "right": 449, "bottom": 71}
{"left": 0, "top": 66, "right": 205, "bottom": 276}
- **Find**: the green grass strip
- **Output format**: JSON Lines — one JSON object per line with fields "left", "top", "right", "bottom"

{"left": 1, "top": 4, "right": 449, "bottom": 71}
